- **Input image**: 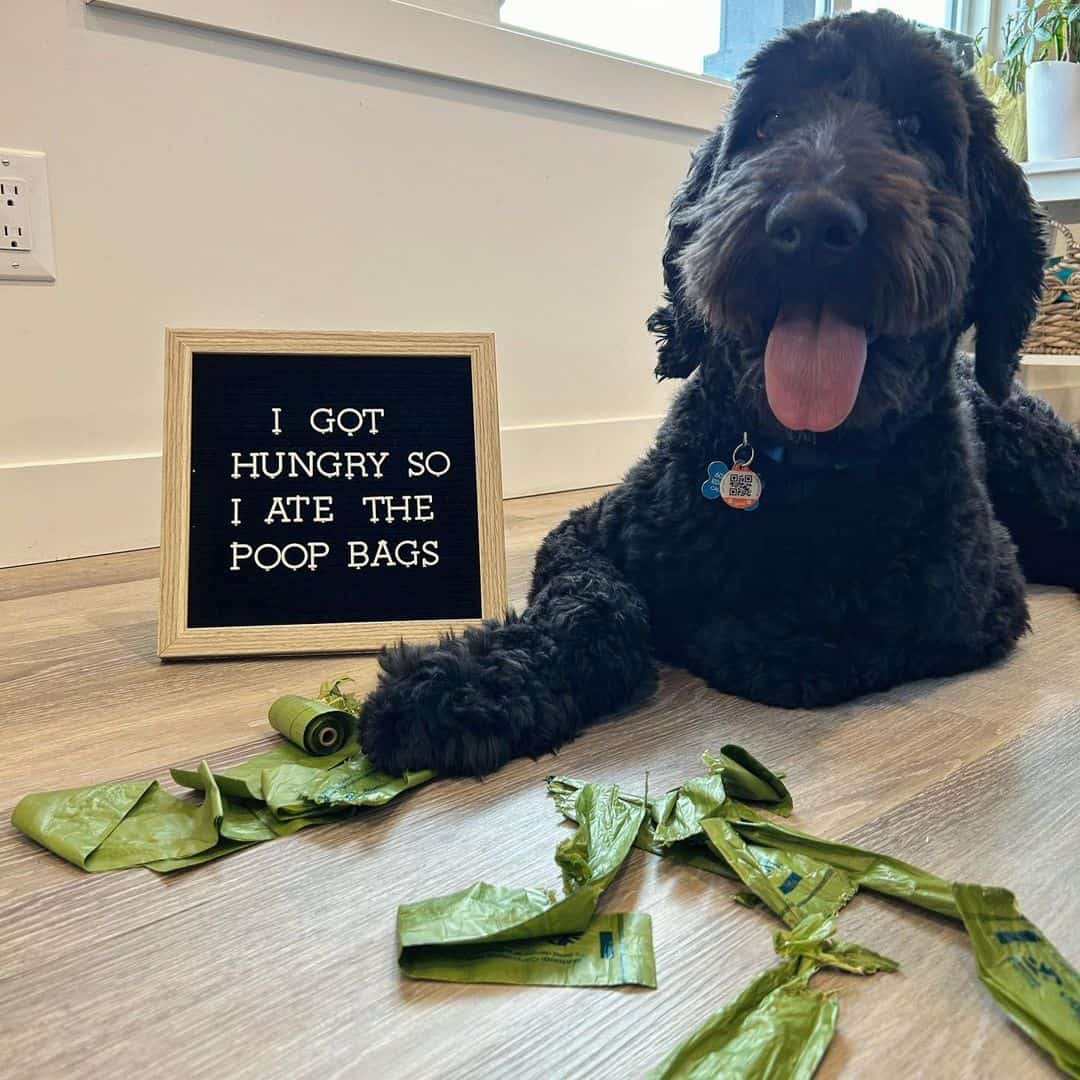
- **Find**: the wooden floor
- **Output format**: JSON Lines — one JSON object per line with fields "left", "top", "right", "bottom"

{"left": 1, "top": 486, "right": 1078, "bottom": 1079}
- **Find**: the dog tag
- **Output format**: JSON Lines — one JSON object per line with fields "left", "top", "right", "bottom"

{"left": 719, "top": 463, "right": 763, "bottom": 509}
{"left": 700, "top": 433, "right": 763, "bottom": 511}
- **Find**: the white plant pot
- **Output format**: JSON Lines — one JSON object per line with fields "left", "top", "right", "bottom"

{"left": 1026, "top": 60, "right": 1080, "bottom": 162}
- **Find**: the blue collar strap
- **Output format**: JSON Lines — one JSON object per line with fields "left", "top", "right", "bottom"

{"left": 761, "top": 444, "right": 880, "bottom": 470}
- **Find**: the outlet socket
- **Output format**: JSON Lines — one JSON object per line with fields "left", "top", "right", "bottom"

{"left": 1, "top": 177, "right": 32, "bottom": 250}
{"left": 0, "top": 149, "right": 56, "bottom": 282}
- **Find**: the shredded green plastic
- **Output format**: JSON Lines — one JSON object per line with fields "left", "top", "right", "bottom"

{"left": 11, "top": 686, "right": 434, "bottom": 873}
{"left": 648, "top": 958, "right": 838, "bottom": 1080}
{"left": 954, "top": 883, "right": 1080, "bottom": 1077}
{"left": 397, "top": 783, "right": 656, "bottom": 987}
{"left": 649, "top": 915, "right": 896, "bottom": 1079}
{"left": 11, "top": 762, "right": 224, "bottom": 872}
{"left": 701, "top": 816, "right": 859, "bottom": 929}
{"left": 727, "top": 816, "right": 958, "bottom": 919}
{"left": 554, "top": 752, "right": 1080, "bottom": 1075}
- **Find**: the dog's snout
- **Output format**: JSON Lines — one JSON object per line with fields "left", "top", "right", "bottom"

{"left": 765, "top": 191, "right": 867, "bottom": 266}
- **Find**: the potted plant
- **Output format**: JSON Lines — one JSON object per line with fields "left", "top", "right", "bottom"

{"left": 971, "top": 23, "right": 1027, "bottom": 161}
{"left": 1005, "top": 0, "right": 1080, "bottom": 161}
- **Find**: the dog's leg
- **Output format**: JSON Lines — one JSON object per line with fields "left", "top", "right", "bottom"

{"left": 970, "top": 380, "right": 1080, "bottom": 590}
{"left": 359, "top": 501, "right": 657, "bottom": 776}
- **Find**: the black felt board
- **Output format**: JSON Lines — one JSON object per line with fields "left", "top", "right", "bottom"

{"left": 186, "top": 352, "right": 482, "bottom": 628}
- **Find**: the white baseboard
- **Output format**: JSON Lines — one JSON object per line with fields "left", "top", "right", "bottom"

{"left": 0, "top": 416, "right": 661, "bottom": 567}
{"left": 0, "top": 454, "right": 163, "bottom": 568}
{"left": 500, "top": 414, "right": 661, "bottom": 498}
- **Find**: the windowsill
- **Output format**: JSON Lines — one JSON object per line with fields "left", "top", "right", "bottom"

{"left": 85, "top": 0, "right": 731, "bottom": 132}
{"left": 1022, "top": 157, "right": 1080, "bottom": 203}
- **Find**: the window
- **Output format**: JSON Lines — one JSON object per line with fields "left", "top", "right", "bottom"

{"left": 499, "top": 0, "right": 980, "bottom": 84}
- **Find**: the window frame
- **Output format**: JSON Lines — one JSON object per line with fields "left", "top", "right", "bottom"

{"left": 89, "top": 0, "right": 1012, "bottom": 134}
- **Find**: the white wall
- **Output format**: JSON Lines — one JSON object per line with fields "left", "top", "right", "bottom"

{"left": 0, "top": 0, "right": 721, "bottom": 566}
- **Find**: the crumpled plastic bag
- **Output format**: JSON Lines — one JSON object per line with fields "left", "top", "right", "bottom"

{"left": 557, "top": 754, "right": 1080, "bottom": 1075}
{"left": 548, "top": 746, "right": 790, "bottom": 877}
{"left": 649, "top": 914, "right": 896, "bottom": 1079}
{"left": 726, "top": 815, "right": 958, "bottom": 919}
{"left": 11, "top": 761, "right": 225, "bottom": 872}
{"left": 397, "top": 782, "right": 656, "bottom": 987}
{"left": 11, "top": 687, "right": 434, "bottom": 873}
{"left": 955, "top": 883, "right": 1080, "bottom": 1077}
{"left": 772, "top": 912, "right": 898, "bottom": 976}
{"left": 701, "top": 816, "right": 858, "bottom": 929}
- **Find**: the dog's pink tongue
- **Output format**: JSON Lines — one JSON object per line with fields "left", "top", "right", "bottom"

{"left": 764, "top": 304, "right": 867, "bottom": 432}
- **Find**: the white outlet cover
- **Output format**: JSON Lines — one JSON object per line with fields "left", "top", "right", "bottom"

{"left": 0, "top": 149, "right": 56, "bottom": 282}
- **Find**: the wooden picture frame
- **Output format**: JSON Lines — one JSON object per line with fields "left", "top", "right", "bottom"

{"left": 159, "top": 328, "right": 506, "bottom": 658}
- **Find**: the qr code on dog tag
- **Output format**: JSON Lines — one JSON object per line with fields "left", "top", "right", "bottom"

{"left": 719, "top": 464, "right": 762, "bottom": 509}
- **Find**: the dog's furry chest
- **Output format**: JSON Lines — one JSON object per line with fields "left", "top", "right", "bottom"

{"left": 605, "top": 423, "right": 1001, "bottom": 647}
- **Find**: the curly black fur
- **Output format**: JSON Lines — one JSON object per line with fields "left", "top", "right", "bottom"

{"left": 362, "top": 12, "right": 1080, "bottom": 777}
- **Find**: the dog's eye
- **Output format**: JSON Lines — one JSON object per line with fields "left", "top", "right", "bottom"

{"left": 756, "top": 110, "right": 782, "bottom": 140}
{"left": 897, "top": 113, "right": 922, "bottom": 137}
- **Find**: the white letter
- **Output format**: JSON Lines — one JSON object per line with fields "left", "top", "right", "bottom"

{"left": 426, "top": 451, "right": 452, "bottom": 477}
{"left": 394, "top": 540, "right": 420, "bottom": 567}
{"left": 343, "top": 451, "right": 369, "bottom": 479}
{"left": 316, "top": 452, "right": 342, "bottom": 479}
{"left": 271, "top": 407, "right": 282, "bottom": 435}
{"left": 370, "top": 539, "right": 395, "bottom": 567}
{"left": 366, "top": 450, "right": 389, "bottom": 479}
{"left": 336, "top": 408, "right": 363, "bottom": 437}
{"left": 231, "top": 452, "right": 261, "bottom": 479}
{"left": 310, "top": 407, "right": 333, "bottom": 435}
{"left": 264, "top": 496, "right": 293, "bottom": 525}
{"left": 230, "top": 542, "right": 253, "bottom": 570}
{"left": 254, "top": 544, "right": 282, "bottom": 571}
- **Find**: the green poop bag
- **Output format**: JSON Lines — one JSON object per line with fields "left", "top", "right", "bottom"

{"left": 397, "top": 782, "right": 655, "bottom": 987}
{"left": 701, "top": 816, "right": 858, "bottom": 929}
{"left": 726, "top": 815, "right": 958, "bottom": 919}
{"left": 268, "top": 694, "right": 355, "bottom": 755}
{"left": 398, "top": 912, "right": 655, "bottom": 988}
{"left": 11, "top": 762, "right": 224, "bottom": 872}
{"left": 648, "top": 915, "right": 896, "bottom": 1080}
{"left": 548, "top": 745, "right": 788, "bottom": 878}
{"left": 14, "top": 681, "right": 433, "bottom": 873}
{"left": 955, "top": 884, "right": 1080, "bottom": 1077}
{"left": 649, "top": 958, "right": 835, "bottom": 1080}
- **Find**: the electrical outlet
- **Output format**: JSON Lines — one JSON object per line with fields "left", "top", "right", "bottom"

{"left": 1, "top": 178, "right": 32, "bottom": 250}
{"left": 0, "top": 149, "right": 56, "bottom": 282}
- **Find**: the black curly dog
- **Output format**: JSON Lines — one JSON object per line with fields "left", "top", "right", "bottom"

{"left": 362, "top": 12, "right": 1080, "bottom": 777}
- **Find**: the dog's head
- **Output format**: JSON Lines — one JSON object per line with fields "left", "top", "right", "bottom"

{"left": 650, "top": 11, "right": 1045, "bottom": 434}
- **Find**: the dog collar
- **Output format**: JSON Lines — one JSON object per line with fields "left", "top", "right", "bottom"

{"left": 760, "top": 444, "right": 880, "bottom": 470}
{"left": 701, "top": 433, "right": 880, "bottom": 511}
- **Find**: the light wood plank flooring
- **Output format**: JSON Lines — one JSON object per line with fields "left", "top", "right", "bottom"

{"left": 1, "top": 486, "right": 1078, "bottom": 1079}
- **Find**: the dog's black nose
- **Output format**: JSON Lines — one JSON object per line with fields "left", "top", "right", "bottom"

{"left": 765, "top": 192, "right": 867, "bottom": 265}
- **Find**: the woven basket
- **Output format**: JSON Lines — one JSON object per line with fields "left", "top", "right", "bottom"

{"left": 1023, "top": 220, "right": 1080, "bottom": 356}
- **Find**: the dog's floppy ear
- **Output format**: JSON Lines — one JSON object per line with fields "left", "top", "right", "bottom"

{"left": 964, "top": 83, "right": 1046, "bottom": 402}
{"left": 648, "top": 127, "right": 725, "bottom": 380}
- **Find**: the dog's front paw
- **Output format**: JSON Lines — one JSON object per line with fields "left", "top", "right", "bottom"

{"left": 359, "top": 629, "right": 535, "bottom": 777}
